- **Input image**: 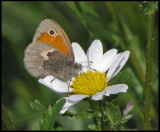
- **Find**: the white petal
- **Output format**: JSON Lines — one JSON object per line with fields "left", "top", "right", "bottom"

{"left": 59, "top": 95, "right": 88, "bottom": 114}
{"left": 107, "top": 51, "right": 130, "bottom": 82}
{"left": 56, "top": 97, "right": 67, "bottom": 104}
{"left": 38, "top": 76, "right": 72, "bottom": 93}
{"left": 91, "top": 91, "right": 105, "bottom": 100}
{"left": 72, "top": 42, "right": 88, "bottom": 73}
{"left": 61, "top": 95, "right": 88, "bottom": 109}
{"left": 43, "top": 76, "right": 55, "bottom": 82}
{"left": 63, "top": 98, "right": 77, "bottom": 108}
{"left": 104, "top": 84, "right": 128, "bottom": 96}
{"left": 68, "top": 94, "right": 88, "bottom": 101}
{"left": 87, "top": 40, "right": 103, "bottom": 71}
{"left": 56, "top": 98, "right": 71, "bottom": 114}
{"left": 60, "top": 107, "right": 69, "bottom": 114}
{"left": 99, "top": 49, "right": 118, "bottom": 72}
{"left": 72, "top": 42, "right": 86, "bottom": 64}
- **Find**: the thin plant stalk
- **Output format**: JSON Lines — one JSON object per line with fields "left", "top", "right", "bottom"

{"left": 144, "top": 12, "right": 155, "bottom": 130}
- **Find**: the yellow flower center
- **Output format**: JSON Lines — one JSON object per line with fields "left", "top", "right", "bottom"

{"left": 71, "top": 71, "right": 108, "bottom": 97}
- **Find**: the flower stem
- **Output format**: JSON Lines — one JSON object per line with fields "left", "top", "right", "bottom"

{"left": 144, "top": 11, "right": 155, "bottom": 130}
{"left": 95, "top": 114, "right": 102, "bottom": 130}
{"left": 89, "top": 100, "right": 103, "bottom": 130}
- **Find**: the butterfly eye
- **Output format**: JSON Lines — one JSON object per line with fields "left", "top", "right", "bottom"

{"left": 49, "top": 29, "right": 54, "bottom": 35}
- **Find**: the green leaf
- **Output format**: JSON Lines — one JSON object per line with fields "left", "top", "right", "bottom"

{"left": 40, "top": 99, "right": 65, "bottom": 130}
{"left": 64, "top": 110, "right": 95, "bottom": 119}
{"left": 75, "top": 112, "right": 95, "bottom": 119}
{"left": 39, "top": 119, "right": 44, "bottom": 129}
{"left": 136, "top": 1, "right": 158, "bottom": 16}
{"left": 87, "top": 123, "right": 97, "bottom": 130}
{"left": 122, "top": 114, "right": 133, "bottom": 121}
{"left": 105, "top": 102, "right": 125, "bottom": 130}
{"left": 29, "top": 100, "right": 47, "bottom": 117}
{"left": 79, "top": 2, "right": 98, "bottom": 17}
{"left": 55, "top": 126, "right": 66, "bottom": 131}
{"left": 110, "top": 68, "right": 131, "bottom": 85}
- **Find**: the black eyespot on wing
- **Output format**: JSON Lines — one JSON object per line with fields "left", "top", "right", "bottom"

{"left": 49, "top": 29, "right": 54, "bottom": 35}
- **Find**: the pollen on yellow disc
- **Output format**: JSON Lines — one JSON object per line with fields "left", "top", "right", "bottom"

{"left": 71, "top": 71, "right": 108, "bottom": 97}
{"left": 37, "top": 33, "right": 71, "bottom": 56}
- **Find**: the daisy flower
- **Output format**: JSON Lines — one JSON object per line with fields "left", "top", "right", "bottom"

{"left": 39, "top": 40, "right": 130, "bottom": 114}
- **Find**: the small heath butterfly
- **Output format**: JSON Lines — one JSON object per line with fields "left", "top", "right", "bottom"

{"left": 24, "top": 19, "right": 82, "bottom": 81}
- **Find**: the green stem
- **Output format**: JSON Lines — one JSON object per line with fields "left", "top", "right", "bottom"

{"left": 95, "top": 114, "right": 102, "bottom": 130}
{"left": 2, "top": 104, "right": 16, "bottom": 130}
{"left": 144, "top": 12, "right": 155, "bottom": 130}
{"left": 89, "top": 100, "right": 103, "bottom": 130}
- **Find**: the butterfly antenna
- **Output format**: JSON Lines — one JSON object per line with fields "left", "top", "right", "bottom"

{"left": 79, "top": 61, "right": 96, "bottom": 71}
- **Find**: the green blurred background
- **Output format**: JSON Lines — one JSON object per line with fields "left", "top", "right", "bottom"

{"left": 2, "top": 1, "right": 158, "bottom": 130}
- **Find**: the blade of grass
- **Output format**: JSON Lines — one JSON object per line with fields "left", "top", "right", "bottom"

{"left": 106, "top": 2, "right": 145, "bottom": 85}
{"left": 68, "top": 1, "right": 95, "bottom": 39}
{"left": 2, "top": 104, "right": 16, "bottom": 130}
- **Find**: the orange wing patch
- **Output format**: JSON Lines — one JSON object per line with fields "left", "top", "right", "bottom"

{"left": 37, "top": 33, "right": 71, "bottom": 56}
